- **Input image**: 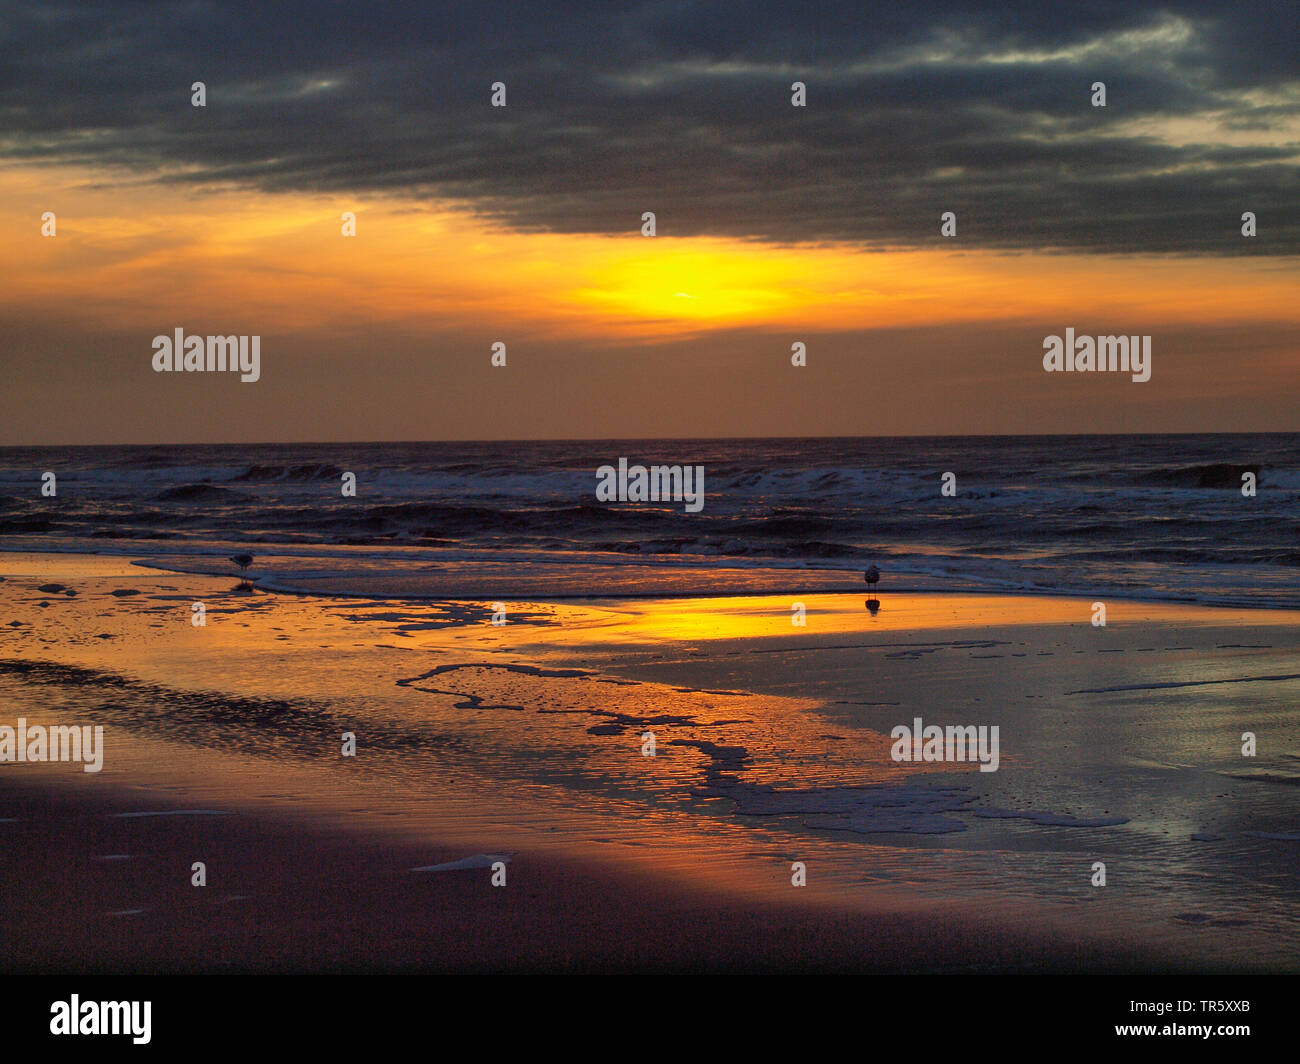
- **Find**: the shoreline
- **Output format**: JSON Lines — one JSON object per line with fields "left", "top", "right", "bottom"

{"left": 1, "top": 542, "right": 1298, "bottom": 611}
{"left": 3, "top": 549, "right": 1299, "bottom": 972}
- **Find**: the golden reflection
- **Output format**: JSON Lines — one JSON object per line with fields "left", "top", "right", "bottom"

{"left": 526, "top": 593, "right": 1300, "bottom": 647}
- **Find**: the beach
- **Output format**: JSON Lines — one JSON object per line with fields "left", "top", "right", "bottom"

{"left": 3, "top": 550, "right": 1298, "bottom": 972}
{"left": 5, "top": 1, "right": 1297, "bottom": 1034}
{"left": 0, "top": 773, "right": 1164, "bottom": 974}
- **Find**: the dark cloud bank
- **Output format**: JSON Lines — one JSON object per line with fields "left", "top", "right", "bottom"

{"left": 2, "top": 0, "right": 1296, "bottom": 253}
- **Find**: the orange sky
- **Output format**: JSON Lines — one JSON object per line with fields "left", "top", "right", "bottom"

{"left": 8, "top": 163, "right": 1298, "bottom": 338}
{"left": 2, "top": 162, "right": 1297, "bottom": 442}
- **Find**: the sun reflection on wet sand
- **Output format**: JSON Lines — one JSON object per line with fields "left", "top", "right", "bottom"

{"left": 3, "top": 553, "right": 1300, "bottom": 965}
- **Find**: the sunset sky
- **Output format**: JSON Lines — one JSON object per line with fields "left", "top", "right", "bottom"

{"left": 1, "top": 1, "right": 1296, "bottom": 443}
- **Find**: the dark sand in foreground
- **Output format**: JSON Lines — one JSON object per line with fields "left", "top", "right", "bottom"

{"left": 1, "top": 772, "right": 1184, "bottom": 974}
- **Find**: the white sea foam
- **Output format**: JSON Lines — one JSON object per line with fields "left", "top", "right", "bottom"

{"left": 411, "top": 853, "right": 510, "bottom": 872}
{"left": 113, "top": 809, "right": 234, "bottom": 818}
{"left": 973, "top": 808, "right": 1128, "bottom": 828}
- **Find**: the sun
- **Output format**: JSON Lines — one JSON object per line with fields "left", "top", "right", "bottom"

{"left": 562, "top": 238, "right": 810, "bottom": 327}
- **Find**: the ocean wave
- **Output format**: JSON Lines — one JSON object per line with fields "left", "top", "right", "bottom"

{"left": 229, "top": 462, "right": 345, "bottom": 482}
{"left": 3, "top": 435, "right": 1297, "bottom": 607}
{"left": 1136, "top": 463, "right": 1262, "bottom": 489}
{"left": 154, "top": 483, "right": 248, "bottom": 502}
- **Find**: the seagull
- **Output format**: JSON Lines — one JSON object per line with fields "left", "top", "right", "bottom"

{"left": 864, "top": 564, "right": 880, "bottom": 592}
{"left": 230, "top": 553, "right": 254, "bottom": 574}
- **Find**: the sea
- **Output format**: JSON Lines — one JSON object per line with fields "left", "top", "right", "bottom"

{"left": 3, "top": 434, "right": 1300, "bottom": 967}
{"left": 1, "top": 434, "right": 1296, "bottom": 606}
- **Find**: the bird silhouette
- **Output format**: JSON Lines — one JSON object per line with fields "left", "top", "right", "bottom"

{"left": 864, "top": 564, "right": 880, "bottom": 592}
{"left": 230, "top": 553, "right": 254, "bottom": 574}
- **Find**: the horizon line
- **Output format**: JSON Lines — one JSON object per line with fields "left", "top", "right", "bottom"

{"left": 3, "top": 429, "right": 1299, "bottom": 449}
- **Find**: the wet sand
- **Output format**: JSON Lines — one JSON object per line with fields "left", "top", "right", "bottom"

{"left": 1, "top": 771, "right": 1180, "bottom": 974}
{"left": 2, "top": 551, "right": 1298, "bottom": 971}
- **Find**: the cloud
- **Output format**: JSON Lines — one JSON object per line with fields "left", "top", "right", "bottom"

{"left": 1, "top": 0, "right": 1296, "bottom": 253}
